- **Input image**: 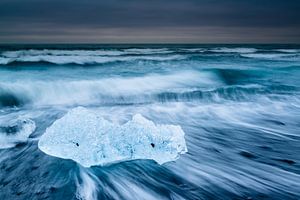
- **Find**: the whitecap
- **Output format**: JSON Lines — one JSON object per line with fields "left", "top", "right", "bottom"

{"left": 0, "top": 48, "right": 179, "bottom": 65}
{"left": 0, "top": 70, "right": 220, "bottom": 106}
{"left": 0, "top": 57, "right": 12, "bottom": 65}
{"left": 209, "top": 47, "right": 257, "bottom": 53}
{"left": 1, "top": 49, "right": 125, "bottom": 57}
{"left": 124, "top": 48, "right": 173, "bottom": 54}
{"left": 240, "top": 53, "right": 300, "bottom": 61}
{"left": 2, "top": 48, "right": 173, "bottom": 58}
{"left": 0, "top": 54, "right": 185, "bottom": 65}
{"left": 275, "top": 49, "right": 300, "bottom": 53}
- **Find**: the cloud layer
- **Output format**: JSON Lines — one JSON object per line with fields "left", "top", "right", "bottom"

{"left": 0, "top": 0, "right": 299, "bottom": 43}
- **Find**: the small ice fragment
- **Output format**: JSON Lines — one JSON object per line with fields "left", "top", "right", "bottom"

{"left": 38, "top": 107, "right": 187, "bottom": 167}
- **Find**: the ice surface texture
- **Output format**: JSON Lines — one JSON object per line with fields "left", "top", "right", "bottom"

{"left": 38, "top": 107, "right": 187, "bottom": 167}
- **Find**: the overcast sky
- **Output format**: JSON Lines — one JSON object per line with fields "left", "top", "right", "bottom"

{"left": 0, "top": 0, "right": 299, "bottom": 43}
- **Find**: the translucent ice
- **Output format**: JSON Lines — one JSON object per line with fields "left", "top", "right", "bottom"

{"left": 38, "top": 107, "right": 187, "bottom": 167}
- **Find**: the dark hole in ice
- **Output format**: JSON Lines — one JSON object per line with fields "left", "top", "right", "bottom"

{"left": 76, "top": 143, "right": 79, "bottom": 146}
{"left": 151, "top": 143, "right": 155, "bottom": 148}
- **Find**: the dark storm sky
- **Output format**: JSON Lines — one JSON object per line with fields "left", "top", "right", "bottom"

{"left": 0, "top": 0, "right": 300, "bottom": 43}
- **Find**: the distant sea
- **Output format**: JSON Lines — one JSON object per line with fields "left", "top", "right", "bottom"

{"left": 0, "top": 44, "right": 300, "bottom": 200}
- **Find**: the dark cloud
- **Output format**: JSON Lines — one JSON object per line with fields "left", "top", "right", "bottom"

{"left": 0, "top": 0, "right": 299, "bottom": 43}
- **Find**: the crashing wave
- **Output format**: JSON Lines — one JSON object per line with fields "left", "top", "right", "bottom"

{"left": 0, "top": 71, "right": 219, "bottom": 107}
{"left": 0, "top": 118, "right": 36, "bottom": 149}
{"left": 38, "top": 107, "right": 187, "bottom": 167}
{"left": 0, "top": 90, "right": 25, "bottom": 107}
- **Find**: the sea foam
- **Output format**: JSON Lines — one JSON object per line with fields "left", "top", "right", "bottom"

{"left": 240, "top": 53, "right": 300, "bottom": 61}
{"left": 209, "top": 47, "right": 257, "bottom": 53}
{"left": 0, "top": 118, "right": 35, "bottom": 149}
{"left": 0, "top": 70, "right": 219, "bottom": 107}
{"left": 0, "top": 49, "right": 181, "bottom": 65}
{"left": 38, "top": 107, "right": 187, "bottom": 167}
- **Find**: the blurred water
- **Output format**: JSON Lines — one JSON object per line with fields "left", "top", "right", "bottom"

{"left": 0, "top": 45, "right": 300, "bottom": 200}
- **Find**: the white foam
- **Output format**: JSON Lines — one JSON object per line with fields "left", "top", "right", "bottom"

{"left": 38, "top": 107, "right": 187, "bottom": 167}
{"left": 2, "top": 49, "right": 125, "bottom": 57}
{"left": 75, "top": 168, "right": 99, "bottom": 200}
{"left": 0, "top": 118, "right": 36, "bottom": 149}
{"left": 2, "top": 48, "right": 173, "bottom": 57}
{"left": 0, "top": 71, "right": 220, "bottom": 106}
{"left": 0, "top": 57, "right": 11, "bottom": 65}
{"left": 182, "top": 48, "right": 205, "bottom": 52}
{"left": 124, "top": 48, "right": 173, "bottom": 54}
{"left": 0, "top": 49, "right": 180, "bottom": 65}
{"left": 0, "top": 54, "right": 185, "bottom": 65}
{"left": 210, "top": 47, "right": 257, "bottom": 53}
{"left": 241, "top": 53, "right": 299, "bottom": 61}
{"left": 275, "top": 49, "right": 300, "bottom": 53}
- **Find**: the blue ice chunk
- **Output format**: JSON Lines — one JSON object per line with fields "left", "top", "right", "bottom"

{"left": 38, "top": 107, "right": 187, "bottom": 167}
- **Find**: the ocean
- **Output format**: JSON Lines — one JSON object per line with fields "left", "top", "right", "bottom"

{"left": 0, "top": 44, "right": 300, "bottom": 200}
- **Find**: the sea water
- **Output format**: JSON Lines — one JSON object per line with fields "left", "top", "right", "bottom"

{"left": 0, "top": 44, "right": 300, "bottom": 199}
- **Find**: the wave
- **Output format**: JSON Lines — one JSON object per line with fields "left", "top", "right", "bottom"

{"left": 180, "top": 48, "right": 205, "bottom": 53}
{"left": 1, "top": 80, "right": 297, "bottom": 108}
{"left": 275, "top": 49, "right": 300, "bottom": 53}
{"left": 209, "top": 47, "right": 257, "bottom": 53}
{"left": 3, "top": 47, "right": 300, "bottom": 65}
{"left": 123, "top": 48, "right": 174, "bottom": 54}
{"left": 0, "top": 57, "right": 11, "bottom": 65}
{"left": 0, "top": 90, "right": 27, "bottom": 107}
{"left": 240, "top": 53, "right": 300, "bottom": 61}
{"left": 2, "top": 49, "right": 125, "bottom": 57}
{"left": 0, "top": 54, "right": 185, "bottom": 65}
{"left": 157, "top": 84, "right": 299, "bottom": 102}
{"left": 0, "top": 118, "right": 35, "bottom": 149}
{"left": 0, "top": 71, "right": 221, "bottom": 107}
{"left": 1, "top": 47, "right": 259, "bottom": 58}
{"left": 0, "top": 48, "right": 182, "bottom": 65}
{"left": 1, "top": 48, "right": 174, "bottom": 57}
